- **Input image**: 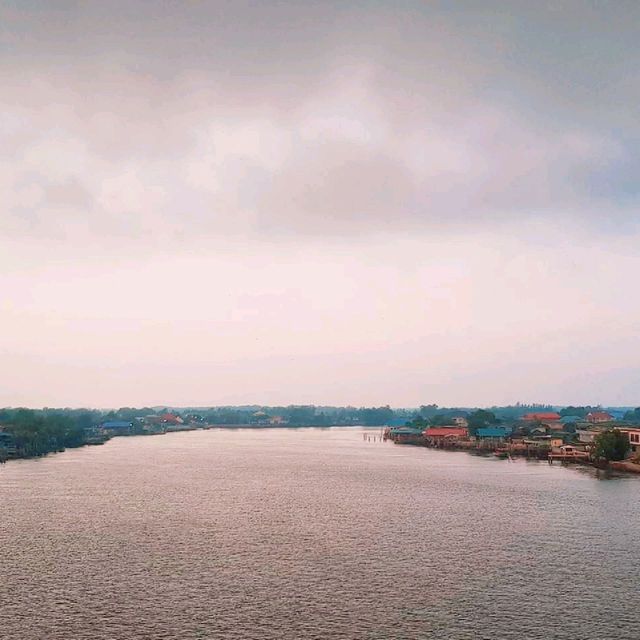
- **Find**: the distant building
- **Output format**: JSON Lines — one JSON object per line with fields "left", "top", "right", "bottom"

{"left": 586, "top": 411, "right": 614, "bottom": 424}
{"left": 529, "top": 426, "right": 548, "bottom": 437}
{"left": 269, "top": 415, "right": 287, "bottom": 425}
{"left": 100, "top": 420, "right": 133, "bottom": 435}
{"left": 452, "top": 416, "right": 468, "bottom": 428}
{"left": 159, "top": 413, "right": 184, "bottom": 425}
{"left": 251, "top": 411, "right": 269, "bottom": 425}
{"left": 521, "top": 412, "right": 562, "bottom": 422}
{"left": 576, "top": 428, "right": 603, "bottom": 444}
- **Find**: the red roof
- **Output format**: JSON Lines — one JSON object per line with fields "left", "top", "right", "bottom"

{"left": 160, "top": 413, "right": 182, "bottom": 423}
{"left": 423, "top": 427, "right": 468, "bottom": 438}
{"left": 521, "top": 412, "right": 561, "bottom": 422}
{"left": 587, "top": 412, "right": 613, "bottom": 421}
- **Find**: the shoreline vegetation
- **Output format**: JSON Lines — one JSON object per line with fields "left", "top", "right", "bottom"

{"left": 0, "top": 405, "right": 396, "bottom": 463}
{"left": 1, "top": 404, "right": 639, "bottom": 474}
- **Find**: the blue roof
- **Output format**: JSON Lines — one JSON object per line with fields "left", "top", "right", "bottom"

{"left": 101, "top": 421, "right": 132, "bottom": 429}
{"left": 476, "top": 427, "right": 509, "bottom": 438}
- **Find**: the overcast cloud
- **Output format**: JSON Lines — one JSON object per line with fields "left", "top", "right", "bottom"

{"left": 1, "top": 1, "right": 640, "bottom": 406}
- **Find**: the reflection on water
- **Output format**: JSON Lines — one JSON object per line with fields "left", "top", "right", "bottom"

{"left": 1, "top": 428, "right": 638, "bottom": 639}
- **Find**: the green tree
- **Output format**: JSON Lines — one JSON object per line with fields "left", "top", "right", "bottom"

{"left": 559, "top": 406, "right": 598, "bottom": 418}
{"left": 623, "top": 407, "right": 640, "bottom": 423}
{"left": 429, "top": 414, "right": 455, "bottom": 426}
{"left": 593, "top": 429, "right": 630, "bottom": 461}
{"left": 467, "top": 409, "right": 499, "bottom": 437}
{"left": 419, "top": 404, "right": 439, "bottom": 418}
{"left": 410, "top": 416, "right": 427, "bottom": 428}
{"left": 360, "top": 406, "right": 394, "bottom": 426}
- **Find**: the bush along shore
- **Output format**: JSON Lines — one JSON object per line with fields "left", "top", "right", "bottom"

{"left": 0, "top": 405, "right": 400, "bottom": 462}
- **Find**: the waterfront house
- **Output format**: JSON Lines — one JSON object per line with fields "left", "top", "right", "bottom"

{"left": 586, "top": 411, "right": 614, "bottom": 424}
{"left": 619, "top": 428, "right": 640, "bottom": 453}
{"left": 476, "top": 427, "right": 509, "bottom": 442}
{"left": 522, "top": 438, "right": 551, "bottom": 451}
{"left": 389, "top": 427, "right": 424, "bottom": 445}
{"left": 423, "top": 427, "right": 468, "bottom": 445}
{"left": 100, "top": 420, "right": 133, "bottom": 436}
{"left": 549, "top": 444, "right": 590, "bottom": 462}
{"left": 531, "top": 434, "right": 565, "bottom": 448}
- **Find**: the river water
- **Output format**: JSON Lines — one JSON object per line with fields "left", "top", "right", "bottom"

{"left": 1, "top": 427, "right": 638, "bottom": 639}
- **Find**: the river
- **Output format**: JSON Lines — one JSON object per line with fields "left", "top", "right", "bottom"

{"left": 1, "top": 427, "right": 638, "bottom": 639}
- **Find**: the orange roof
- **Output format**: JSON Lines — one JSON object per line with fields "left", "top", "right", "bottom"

{"left": 521, "top": 412, "right": 561, "bottom": 421}
{"left": 423, "top": 427, "right": 468, "bottom": 438}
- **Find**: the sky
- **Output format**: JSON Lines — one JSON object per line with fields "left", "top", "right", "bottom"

{"left": 1, "top": 0, "right": 640, "bottom": 408}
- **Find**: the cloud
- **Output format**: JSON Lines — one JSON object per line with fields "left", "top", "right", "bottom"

{"left": 1, "top": 1, "right": 639, "bottom": 243}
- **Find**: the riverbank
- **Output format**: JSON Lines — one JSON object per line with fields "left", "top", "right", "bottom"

{"left": 385, "top": 431, "right": 640, "bottom": 475}
{"left": 0, "top": 423, "right": 374, "bottom": 464}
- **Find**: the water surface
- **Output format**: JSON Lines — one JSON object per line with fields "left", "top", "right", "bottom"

{"left": 1, "top": 428, "right": 637, "bottom": 639}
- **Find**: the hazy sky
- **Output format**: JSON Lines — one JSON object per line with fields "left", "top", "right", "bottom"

{"left": 2, "top": 1, "right": 640, "bottom": 408}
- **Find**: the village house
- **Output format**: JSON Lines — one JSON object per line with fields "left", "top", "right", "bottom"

{"left": 423, "top": 427, "right": 468, "bottom": 445}
{"left": 475, "top": 427, "right": 509, "bottom": 442}
{"left": 576, "top": 427, "right": 603, "bottom": 444}
{"left": 549, "top": 444, "right": 590, "bottom": 462}
{"left": 520, "top": 412, "right": 563, "bottom": 430}
{"left": 452, "top": 416, "right": 469, "bottom": 428}
{"left": 251, "top": 411, "right": 269, "bottom": 425}
{"left": 529, "top": 426, "right": 548, "bottom": 437}
{"left": 521, "top": 412, "right": 561, "bottom": 422}
{"left": 100, "top": 420, "right": 133, "bottom": 436}
{"left": 586, "top": 411, "right": 614, "bottom": 424}
{"left": 388, "top": 427, "right": 424, "bottom": 445}
{"left": 619, "top": 428, "right": 640, "bottom": 453}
